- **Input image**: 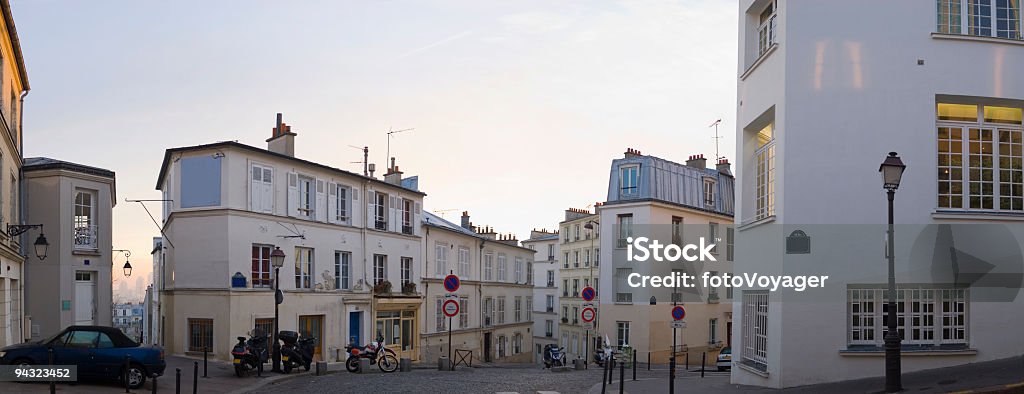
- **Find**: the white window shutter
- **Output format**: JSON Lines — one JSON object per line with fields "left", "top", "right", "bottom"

{"left": 351, "top": 187, "right": 359, "bottom": 226}
{"left": 250, "top": 165, "right": 261, "bottom": 212}
{"left": 367, "top": 190, "right": 376, "bottom": 229}
{"left": 315, "top": 179, "right": 326, "bottom": 222}
{"left": 327, "top": 183, "right": 338, "bottom": 224}
{"left": 414, "top": 201, "right": 422, "bottom": 236}
{"left": 262, "top": 167, "right": 274, "bottom": 213}
{"left": 287, "top": 172, "right": 299, "bottom": 217}
{"left": 389, "top": 195, "right": 398, "bottom": 232}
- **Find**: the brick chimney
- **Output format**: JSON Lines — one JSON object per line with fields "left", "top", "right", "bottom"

{"left": 716, "top": 158, "right": 732, "bottom": 176}
{"left": 685, "top": 154, "right": 707, "bottom": 170}
{"left": 624, "top": 148, "right": 643, "bottom": 158}
{"left": 384, "top": 157, "right": 403, "bottom": 185}
{"left": 267, "top": 113, "right": 297, "bottom": 157}
{"left": 460, "top": 211, "right": 472, "bottom": 230}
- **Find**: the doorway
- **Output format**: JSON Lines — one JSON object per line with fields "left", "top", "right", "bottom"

{"left": 348, "top": 312, "right": 362, "bottom": 346}
{"left": 298, "top": 315, "right": 324, "bottom": 359}
{"left": 74, "top": 272, "right": 96, "bottom": 325}
{"left": 727, "top": 322, "right": 733, "bottom": 347}
{"left": 483, "top": 332, "right": 492, "bottom": 362}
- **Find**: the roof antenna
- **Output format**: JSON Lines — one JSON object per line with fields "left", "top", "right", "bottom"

{"left": 385, "top": 127, "right": 415, "bottom": 169}
{"left": 349, "top": 145, "right": 369, "bottom": 176}
{"left": 709, "top": 119, "right": 723, "bottom": 161}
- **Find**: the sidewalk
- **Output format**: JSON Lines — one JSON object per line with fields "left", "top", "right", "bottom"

{"left": 587, "top": 356, "right": 1024, "bottom": 394}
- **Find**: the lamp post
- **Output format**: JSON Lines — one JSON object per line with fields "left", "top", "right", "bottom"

{"left": 269, "top": 247, "right": 286, "bottom": 373}
{"left": 583, "top": 219, "right": 599, "bottom": 365}
{"left": 879, "top": 152, "right": 906, "bottom": 393}
{"left": 7, "top": 224, "right": 50, "bottom": 260}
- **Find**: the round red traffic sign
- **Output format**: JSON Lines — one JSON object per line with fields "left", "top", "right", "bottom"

{"left": 671, "top": 305, "right": 686, "bottom": 320}
{"left": 443, "top": 299, "right": 460, "bottom": 317}
{"left": 581, "top": 286, "right": 596, "bottom": 302}
{"left": 581, "top": 307, "right": 596, "bottom": 323}
{"left": 443, "top": 274, "right": 461, "bottom": 292}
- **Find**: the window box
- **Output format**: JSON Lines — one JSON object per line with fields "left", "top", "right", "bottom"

{"left": 401, "top": 282, "right": 417, "bottom": 294}
{"left": 373, "top": 280, "right": 392, "bottom": 295}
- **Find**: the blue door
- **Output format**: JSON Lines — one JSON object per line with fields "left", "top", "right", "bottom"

{"left": 348, "top": 312, "right": 362, "bottom": 345}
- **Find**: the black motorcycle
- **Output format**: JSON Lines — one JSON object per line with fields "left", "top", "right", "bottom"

{"left": 231, "top": 329, "right": 269, "bottom": 377}
{"left": 279, "top": 330, "right": 317, "bottom": 373}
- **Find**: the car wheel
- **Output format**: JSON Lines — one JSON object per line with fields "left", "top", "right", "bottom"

{"left": 124, "top": 363, "right": 147, "bottom": 389}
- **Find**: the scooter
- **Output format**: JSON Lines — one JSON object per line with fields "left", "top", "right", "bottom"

{"left": 543, "top": 344, "right": 566, "bottom": 368}
{"left": 593, "top": 344, "right": 613, "bottom": 367}
{"left": 231, "top": 329, "right": 269, "bottom": 377}
{"left": 279, "top": 330, "right": 317, "bottom": 373}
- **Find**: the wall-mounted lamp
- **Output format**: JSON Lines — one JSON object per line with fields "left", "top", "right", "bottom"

{"left": 113, "top": 249, "right": 132, "bottom": 277}
{"left": 8, "top": 224, "right": 49, "bottom": 260}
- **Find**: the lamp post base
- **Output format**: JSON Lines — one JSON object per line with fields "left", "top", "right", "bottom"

{"left": 884, "top": 320, "right": 902, "bottom": 392}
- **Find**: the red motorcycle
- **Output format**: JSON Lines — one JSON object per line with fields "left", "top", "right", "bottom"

{"left": 345, "top": 334, "right": 399, "bottom": 373}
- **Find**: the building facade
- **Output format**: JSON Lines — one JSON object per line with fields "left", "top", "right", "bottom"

{"left": 156, "top": 115, "right": 424, "bottom": 362}
{"left": 558, "top": 208, "right": 600, "bottom": 362}
{"left": 420, "top": 212, "right": 534, "bottom": 364}
{"left": 0, "top": 0, "right": 29, "bottom": 348}
{"left": 22, "top": 158, "right": 116, "bottom": 340}
{"left": 597, "top": 149, "right": 735, "bottom": 363}
{"left": 113, "top": 302, "right": 144, "bottom": 342}
{"left": 733, "top": 0, "right": 1024, "bottom": 388}
{"left": 521, "top": 229, "right": 560, "bottom": 363}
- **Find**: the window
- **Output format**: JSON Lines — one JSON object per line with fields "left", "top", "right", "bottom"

{"left": 708, "top": 271, "right": 719, "bottom": 296}
{"left": 514, "top": 257, "right": 524, "bottom": 283}
{"left": 74, "top": 190, "right": 97, "bottom": 249}
{"left": 546, "top": 295, "right": 555, "bottom": 312}
{"left": 483, "top": 297, "right": 494, "bottom": 326}
{"left": 547, "top": 271, "right": 555, "bottom": 287}
{"left": 401, "top": 257, "right": 412, "bottom": 286}
{"left": 498, "top": 335, "right": 506, "bottom": 358}
{"left": 255, "top": 318, "right": 274, "bottom": 341}
{"left": 620, "top": 165, "right": 640, "bottom": 197}
{"left": 484, "top": 253, "right": 494, "bottom": 281}
{"left": 616, "top": 321, "right": 630, "bottom": 348}
{"left": 704, "top": 178, "right": 716, "bottom": 206}
{"left": 563, "top": 252, "right": 569, "bottom": 268}
{"left": 758, "top": 1, "right": 777, "bottom": 56}
{"left": 571, "top": 333, "right": 578, "bottom": 354}
{"left": 497, "top": 296, "right": 506, "bottom": 324}
{"left": 562, "top": 306, "right": 568, "bottom": 320}
{"left": 66, "top": 330, "right": 99, "bottom": 349}
{"left": 458, "top": 247, "right": 470, "bottom": 277}
{"left": 671, "top": 216, "right": 683, "bottom": 245}
{"left": 616, "top": 214, "right": 634, "bottom": 248}
{"left": 251, "top": 245, "right": 272, "bottom": 288}
{"left": 595, "top": 248, "right": 600, "bottom": 266}
{"left": 497, "top": 254, "right": 507, "bottom": 282}
{"left": 514, "top": 296, "right": 522, "bottom": 322}
{"left": 573, "top": 251, "right": 579, "bottom": 268}
{"left": 335, "top": 251, "right": 351, "bottom": 290}
{"left": 332, "top": 183, "right": 349, "bottom": 223}
{"left": 526, "top": 297, "right": 533, "bottom": 321}
{"left": 297, "top": 176, "right": 315, "bottom": 219}
{"left": 188, "top": 318, "right": 213, "bottom": 352}
{"left": 563, "top": 279, "right": 569, "bottom": 297}
{"left": 435, "top": 297, "right": 446, "bottom": 331}
{"left": 742, "top": 291, "right": 769, "bottom": 371}
{"left": 564, "top": 227, "right": 570, "bottom": 243}
{"left": 754, "top": 123, "right": 776, "bottom": 220}
{"left": 572, "top": 306, "right": 579, "bottom": 324}
{"left": 848, "top": 287, "right": 967, "bottom": 346}
{"left": 402, "top": 199, "right": 414, "bottom": 235}
{"left": 727, "top": 227, "right": 735, "bottom": 261}
{"left": 373, "top": 254, "right": 387, "bottom": 285}
{"left": 527, "top": 262, "right": 533, "bottom": 284}
{"left": 545, "top": 320, "right": 554, "bottom": 337}
{"left": 435, "top": 242, "right": 449, "bottom": 277}
{"left": 615, "top": 293, "right": 632, "bottom": 303}
{"left": 374, "top": 192, "right": 388, "bottom": 230}
{"left": 294, "top": 247, "right": 313, "bottom": 289}
{"left": 459, "top": 296, "right": 469, "bottom": 328}
{"left": 574, "top": 224, "right": 581, "bottom": 241}
{"left": 584, "top": 250, "right": 590, "bottom": 267}
{"left": 547, "top": 244, "right": 555, "bottom": 260}
{"left": 709, "top": 223, "right": 719, "bottom": 254}
{"left": 939, "top": 0, "right": 964, "bottom": 33}
{"left": 937, "top": 102, "right": 1023, "bottom": 211}
{"left": 250, "top": 164, "right": 274, "bottom": 213}
{"left": 513, "top": 333, "right": 523, "bottom": 354}
{"left": 572, "top": 279, "right": 579, "bottom": 296}
{"left": 709, "top": 318, "right": 719, "bottom": 343}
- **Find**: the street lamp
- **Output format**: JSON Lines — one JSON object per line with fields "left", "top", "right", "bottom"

{"left": 113, "top": 250, "right": 133, "bottom": 278}
{"left": 270, "top": 246, "right": 286, "bottom": 373}
{"left": 879, "top": 152, "right": 906, "bottom": 393}
{"left": 7, "top": 224, "right": 50, "bottom": 260}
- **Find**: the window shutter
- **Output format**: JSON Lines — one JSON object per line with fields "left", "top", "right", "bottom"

{"left": 367, "top": 190, "right": 376, "bottom": 229}
{"left": 327, "top": 183, "right": 338, "bottom": 224}
{"left": 388, "top": 195, "right": 398, "bottom": 232}
{"left": 261, "top": 168, "right": 274, "bottom": 213}
{"left": 250, "top": 165, "right": 261, "bottom": 212}
{"left": 414, "top": 201, "right": 422, "bottom": 236}
{"left": 315, "top": 179, "right": 326, "bottom": 222}
{"left": 287, "top": 172, "right": 299, "bottom": 217}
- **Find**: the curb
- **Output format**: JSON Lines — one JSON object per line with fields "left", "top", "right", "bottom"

{"left": 226, "top": 370, "right": 326, "bottom": 394}
{"left": 948, "top": 381, "right": 1024, "bottom": 394}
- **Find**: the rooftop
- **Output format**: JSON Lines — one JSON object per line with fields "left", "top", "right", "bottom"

{"left": 24, "top": 157, "right": 116, "bottom": 178}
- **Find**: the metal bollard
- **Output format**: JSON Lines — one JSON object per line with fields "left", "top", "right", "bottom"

{"left": 151, "top": 373, "right": 158, "bottom": 394}
{"left": 647, "top": 352, "right": 651, "bottom": 371}
{"left": 48, "top": 347, "right": 55, "bottom": 394}
{"left": 685, "top": 352, "right": 689, "bottom": 370}
{"left": 203, "top": 347, "right": 209, "bottom": 378}
{"left": 600, "top": 356, "right": 609, "bottom": 394}
{"left": 175, "top": 368, "right": 181, "bottom": 394}
{"left": 701, "top": 352, "right": 706, "bottom": 378}
{"left": 125, "top": 355, "right": 131, "bottom": 393}
{"left": 619, "top": 360, "right": 625, "bottom": 394}
{"left": 632, "top": 350, "right": 637, "bottom": 381}
{"left": 607, "top": 355, "right": 614, "bottom": 384}
{"left": 192, "top": 361, "right": 199, "bottom": 394}
{"left": 669, "top": 357, "right": 675, "bottom": 394}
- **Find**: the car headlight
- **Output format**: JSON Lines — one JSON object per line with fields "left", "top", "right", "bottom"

{"left": 0, "top": 351, "right": 6, "bottom": 359}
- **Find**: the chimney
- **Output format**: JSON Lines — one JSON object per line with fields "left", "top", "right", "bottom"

{"left": 716, "top": 158, "right": 732, "bottom": 176}
{"left": 624, "top": 148, "right": 643, "bottom": 158}
{"left": 685, "top": 154, "right": 707, "bottom": 170}
{"left": 267, "top": 113, "right": 297, "bottom": 157}
{"left": 384, "top": 157, "right": 403, "bottom": 185}
{"left": 460, "top": 211, "right": 472, "bottom": 230}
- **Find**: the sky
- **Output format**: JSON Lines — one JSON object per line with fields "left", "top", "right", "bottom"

{"left": 12, "top": 0, "right": 738, "bottom": 302}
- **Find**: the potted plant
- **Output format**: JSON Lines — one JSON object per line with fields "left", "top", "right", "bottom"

{"left": 373, "top": 280, "right": 392, "bottom": 295}
{"left": 401, "top": 282, "right": 417, "bottom": 294}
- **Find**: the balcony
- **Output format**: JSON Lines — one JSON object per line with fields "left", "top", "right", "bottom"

{"left": 562, "top": 291, "right": 568, "bottom": 297}
{"left": 74, "top": 225, "right": 98, "bottom": 250}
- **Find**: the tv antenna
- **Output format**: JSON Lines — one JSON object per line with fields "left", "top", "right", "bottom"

{"left": 385, "top": 127, "right": 415, "bottom": 168}
{"left": 709, "top": 119, "right": 723, "bottom": 161}
{"left": 349, "top": 145, "right": 369, "bottom": 176}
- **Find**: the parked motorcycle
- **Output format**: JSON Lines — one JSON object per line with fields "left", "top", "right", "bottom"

{"left": 543, "top": 344, "right": 566, "bottom": 368}
{"left": 345, "top": 334, "right": 399, "bottom": 373}
{"left": 231, "top": 329, "right": 269, "bottom": 377}
{"left": 279, "top": 330, "right": 317, "bottom": 373}
{"left": 593, "top": 344, "right": 613, "bottom": 367}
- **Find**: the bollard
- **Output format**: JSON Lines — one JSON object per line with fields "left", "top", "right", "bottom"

{"left": 669, "top": 357, "right": 675, "bottom": 394}
{"left": 701, "top": 352, "right": 706, "bottom": 378}
{"left": 600, "top": 356, "right": 609, "bottom": 394}
{"left": 400, "top": 358, "right": 412, "bottom": 372}
{"left": 316, "top": 361, "right": 328, "bottom": 375}
{"left": 685, "top": 352, "right": 689, "bottom": 370}
{"left": 48, "top": 347, "right": 55, "bottom": 394}
{"left": 632, "top": 350, "right": 637, "bottom": 381}
{"left": 175, "top": 368, "right": 181, "bottom": 394}
{"left": 203, "top": 347, "right": 209, "bottom": 378}
{"left": 151, "top": 373, "right": 158, "bottom": 394}
{"left": 125, "top": 355, "right": 131, "bottom": 393}
{"left": 647, "top": 352, "right": 651, "bottom": 371}
{"left": 619, "top": 359, "right": 625, "bottom": 394}
{"left": 192, "top": 361, "right": 199, "bottom": 394}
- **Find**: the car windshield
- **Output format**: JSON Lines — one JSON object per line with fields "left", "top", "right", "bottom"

{"left": 720, "top": 347, "right": 731, "bottom": 355}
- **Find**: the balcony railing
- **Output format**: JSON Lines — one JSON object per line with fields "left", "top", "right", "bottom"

{"left": 402, "top": 225, "right": 414, "bottom": 235}
{"left": 545, "top": 332, "right": 553, "bottom": 338}
{"left": 74, "top": 225, "right": 98, "bottom": 250}
{"left": 546, "top": 306, "right": 554, "bottom": 313}
{"left": 374, "top": 220, "right": 387, "bottom": 231}
{"left": 708, "top": 293, "right": 720, "bottom": 303}
{"left": 547, "top": 281, "right": 555, "bottom": 287}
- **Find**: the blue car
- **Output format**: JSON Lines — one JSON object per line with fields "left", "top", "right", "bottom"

{"left": 0, "top": 325, "right": 166, "bottom": 389}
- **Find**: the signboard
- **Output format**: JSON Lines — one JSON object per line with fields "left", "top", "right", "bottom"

{"left": 671, "top": 305, "right": 686, "bottom": 321}
{"left": 581, "top": 286, "right": 596, "bottom": 302}
{"left": 443, "top": 274, "right": 461, "bottom": 292}
{"left": 582, "top": 321, "right": 595, "bottom": 330}
{"left": 671, "top": 321, "right": 687, "bottom": 329}
{"left": 581, "top": 307, "right": 596, "bottom": 323}
{"left": 443, "top": 299, "right": 460, "bottom": 317}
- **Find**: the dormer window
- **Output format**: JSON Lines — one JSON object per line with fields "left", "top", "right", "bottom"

{"left": 620, "top": 165, "right": 640, "bottom": 197}
{"left": 703, "top": 178, "right": 717, "bottom": 207}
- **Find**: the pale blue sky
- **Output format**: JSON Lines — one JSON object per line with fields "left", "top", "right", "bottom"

{"left": 13, "top": 0, "right": 738, "bottom": 301}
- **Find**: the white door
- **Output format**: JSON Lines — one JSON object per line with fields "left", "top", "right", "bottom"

{"left": 74, "top": 272, "right": 96, "bottom": 325}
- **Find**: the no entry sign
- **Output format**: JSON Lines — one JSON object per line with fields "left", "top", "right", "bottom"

{"left": 443, "top": 274, "right": 461, "bottom": 292}
{"left": 443, "top": 299, "right": 460, "bottom": 317}
{"left": 581, "top": 307, "right": 596, "bottom": 323}
{"left": 581, "top": 286, "right": 596, "bottom": 302}
{"left": 671, "top": 305, "right": 686, "bottom": 321}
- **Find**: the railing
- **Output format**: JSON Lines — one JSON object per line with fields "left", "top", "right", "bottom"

{"left": 547, "top": 281, "right": 555, "bottom": 287}
{"left": 74, "top": 225, "right": 99, "bottom": 250}
{"left": 546, "top": 306, "right": 554, "bottom": 313}
{"left": 375, "top": 220, "right": 387, "bottom": 231}
{"left": 402, "top": 225, "right": 413, "bottom": 235}
{"left": 758, "top": 14, "right": 777, "bottom": 57}
{"left": 545, "top": 332, "right": 553, "bottom": 338}
{"left": 708, "top": 293, "right": 720, "bottom": 303}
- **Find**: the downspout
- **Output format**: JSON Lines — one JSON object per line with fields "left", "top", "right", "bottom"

{"left": 361, "top": 178, "right": 371, "bottom": 341}
{"left": 17, "top": 89, "right": 28, "bottom": 341}
{"left": 422, "top": 226, "right": 429, "bottom": 354}
{"left": 478, "top": 239, "right": 485, "bottom": 353}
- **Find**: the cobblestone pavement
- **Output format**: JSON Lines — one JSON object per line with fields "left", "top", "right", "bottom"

{"left": 247, "top": 363, "right": 708, "bottom": 394}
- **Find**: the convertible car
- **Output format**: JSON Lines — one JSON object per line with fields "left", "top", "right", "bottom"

{"left": 0, "top": 325, "right": 165, "bottom": 389}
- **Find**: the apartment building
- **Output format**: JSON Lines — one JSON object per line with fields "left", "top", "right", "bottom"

{"left": 557, "top": 208, "right": 600, "bottom": 362}
{"left": 113, "top": 302, "right": 144, "bottom": 342}
{"left": 156, "top": 114, "right": 424, "bottom": 362}
{"left": 521, "top": 229, "right": 560, "bottom": 363}
{"left": 733, "top": 0, "right": 1024, "bottom": 388}
{"left": 420, "top": 212, "right": 534, "bottom": 364}
{"left": 597, "top": 149, "right": 735, "bottom": 363}
{"left": 22, "top": 158, "right": 116, "bottom": 340}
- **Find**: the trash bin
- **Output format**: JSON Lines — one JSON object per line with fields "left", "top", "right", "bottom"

{"left": 400, "top": 358, "right": 412, "bottom": 372}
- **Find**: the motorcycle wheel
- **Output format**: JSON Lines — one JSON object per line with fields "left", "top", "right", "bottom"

{"left": 304, "top": 361, "right": 311, "bottom": 372}
{"left": 378, "top": 353, "right": 399, "bottom": 373}
{"left": 345, "top": 357, "right": 360, "bottom": 373}
{"left": 234, "top": 365, "right": 245, "bottom": 377}
{"left": 283, "top": 362, "right": 293, "bottom": 374}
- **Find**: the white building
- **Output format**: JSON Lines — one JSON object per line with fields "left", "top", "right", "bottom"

{"left": 156, "top": 114, "right": 425, "bottom": 362}
{"left": 733, "top": 0, "right": 1024, "bottom": 388}
{"left": 558, "top": 208, "right": 600, "bottom": 362}
{"left": 521, "top": 229, "right": 560, "bottom": 363}
{"left": 144, "top": 236, "right": 163, "bottom": 345}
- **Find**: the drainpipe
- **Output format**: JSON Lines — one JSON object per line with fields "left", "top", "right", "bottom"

{"left": 478, "top": 239, "right": 485, "bottom": 354}
{"left": 361, "top": 178, "right": 371, "bottom": 342}
{"left": 17, "top": 89, "right": 28, "bottom": 342}
{"left": 422, "top": 226, "right": 429, "bottom": 356}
